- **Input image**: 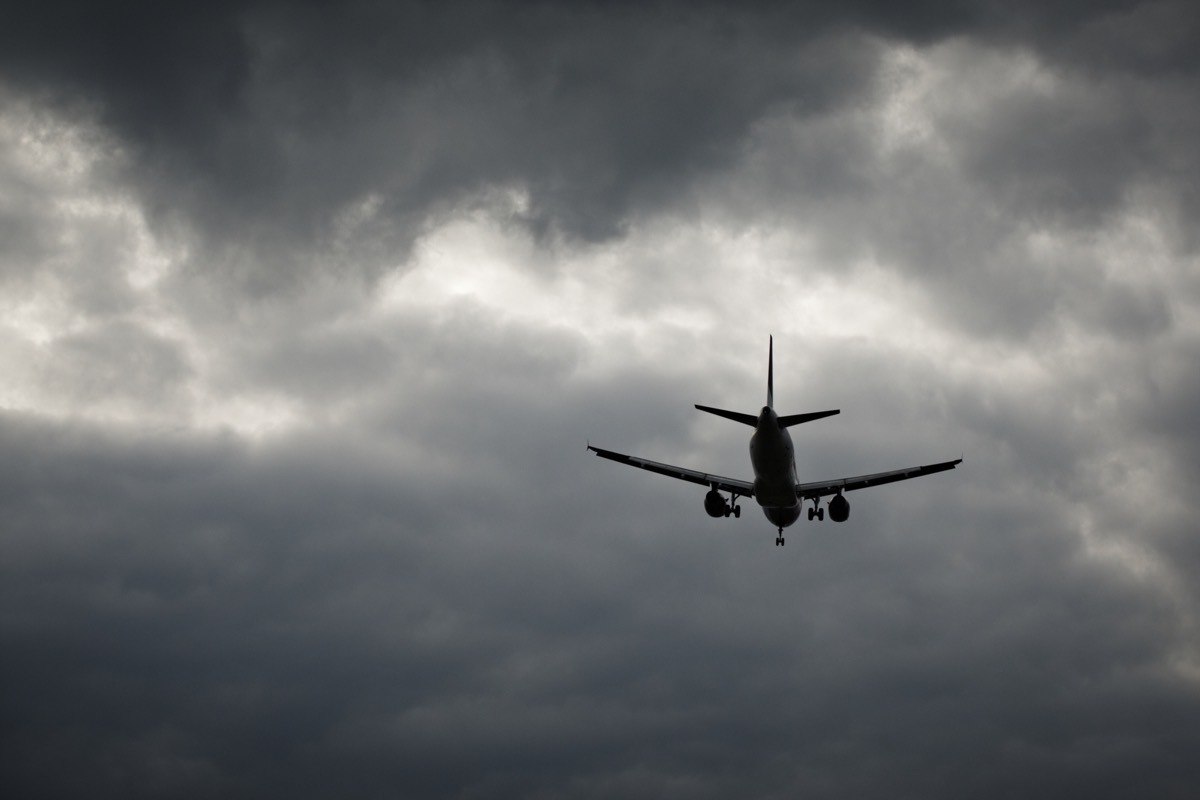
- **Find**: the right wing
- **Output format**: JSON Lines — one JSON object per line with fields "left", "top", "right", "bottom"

{"left": 795, "top": 458, "right": 962, "bottom": 500}
{"left": 587, "top": 444, "right": 755, "bottom": 498}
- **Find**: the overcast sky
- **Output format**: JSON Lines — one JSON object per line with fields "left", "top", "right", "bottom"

{"left": 3, "top": 1, "right": 1200, "bottom": 797}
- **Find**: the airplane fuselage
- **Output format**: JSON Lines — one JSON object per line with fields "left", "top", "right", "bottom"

{"left": 749, "top": 406, "right": 802, "bottom": 529}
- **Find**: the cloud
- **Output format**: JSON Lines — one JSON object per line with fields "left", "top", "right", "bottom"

{"left": 3, "top": 2, "right": 1200, "bottom": 798}
{"left": 1, "top": 1, "right": 883, "bottom": 286}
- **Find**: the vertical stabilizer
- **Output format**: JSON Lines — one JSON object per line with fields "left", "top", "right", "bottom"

{"left": 767, "top": 335, "right": 774, "bottom": 410}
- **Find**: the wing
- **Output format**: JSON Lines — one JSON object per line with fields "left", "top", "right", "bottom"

{"left": 587, "top": 444, "right": 755, "bottom": 498}
{"left": 795, "top": 458, "right": 962, "bottom": 500}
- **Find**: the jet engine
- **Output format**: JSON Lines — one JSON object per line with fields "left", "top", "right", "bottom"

{"left": 704, "top": 489, "right": 729, "bottom": 518}
{"left": 828, "top": 493, "right": 850, "bottom": 522}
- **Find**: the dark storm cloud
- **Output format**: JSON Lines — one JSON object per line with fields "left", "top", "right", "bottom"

{"left": 10, "top": 0, "right": 873, "bottom": 280}
{"left": 6, "top": 393, "right": 1200, "bottom": 799}
{"left": 720, "top": 35, "right": 1195, "bottom": 342}
{"left": 5, "top": 1, "right": 1200, "bottom": 798}
{"left": 0, "top": 0, "right": 1093, "bottom": 284}
{"left": 7, "top": 0, "right": 1195, "bottom": 292}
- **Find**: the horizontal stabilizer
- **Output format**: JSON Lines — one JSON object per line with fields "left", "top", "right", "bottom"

{"left": 778, "top": 409, "right": 840, "bottom": 427}
{"left": 694, "top": 405, "right": 758, "bottom": 426}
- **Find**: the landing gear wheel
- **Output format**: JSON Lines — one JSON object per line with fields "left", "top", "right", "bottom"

{"left": 775, "top": 536, "right": 785, "bottom": 546}
{"left": 733, "top": 506, "right": 741, "bottom": 518}
{"left": 817, "top": 508, "right": 824, "bottom": 521}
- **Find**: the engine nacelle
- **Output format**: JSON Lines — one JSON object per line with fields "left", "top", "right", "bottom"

{"left": 704, "top": 489, "right": 729, "bottom": 518}
{"left": 828, "top": 493, "right": 850, "bottom": 523}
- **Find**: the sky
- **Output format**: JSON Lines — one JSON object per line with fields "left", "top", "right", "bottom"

{"left": 2, "top": 1, "right": 1200, "bottom": 797}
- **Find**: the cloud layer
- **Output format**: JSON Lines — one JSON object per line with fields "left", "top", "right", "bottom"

{"left": 3, "top": 2, "right": 1200, "bottom": 797}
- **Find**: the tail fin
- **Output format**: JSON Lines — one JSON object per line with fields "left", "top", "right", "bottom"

{"left": 695, "top": 336, "right": 839, "bottom": 427}
{"left": 767, "top": 335, "right": 774, "bottom": 410}
{"left": 693, "top": 336, "right": 774, "bottom": 427}
{"left": 771, "top": 336, "right": 839, "bottom": 425}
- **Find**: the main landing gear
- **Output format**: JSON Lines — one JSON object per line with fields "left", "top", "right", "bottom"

{"left": 704, "top": 488, "right": 741, "bottom": 519}
{"left": 775, "top": 527, "right": 785, "bottom": 546}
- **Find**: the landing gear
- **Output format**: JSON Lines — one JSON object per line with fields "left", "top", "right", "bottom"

{"left": 706, "top": 488, "right": 742, "bottom": 519}
{"left": 807, "top": 499, "right": 824, "bottom": 521}
{"left": 775, "top": 526, "right": 785, "bottom": 546}
{"left": 707, "top": 486, "right": 742, "bottom": 519}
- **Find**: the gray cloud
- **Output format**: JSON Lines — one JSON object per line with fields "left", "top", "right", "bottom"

{"left": 3, "top": 2, "right": 1200, "bottom": 798}
{"left": 0, "top": 1, "right": 915, "bottom": 288}
{"left": 5, "top": 395, "right": 1199, "bottom": 798}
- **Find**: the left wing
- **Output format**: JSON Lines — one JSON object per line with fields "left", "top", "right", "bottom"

{"left": 587, "top": 445, "right": 755, "bottom": 498}
{"left": 795, "top": 458, "right": 962, "bottom": 500}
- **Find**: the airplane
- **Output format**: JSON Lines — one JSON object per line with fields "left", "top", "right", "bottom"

{"left": 588, "top": 336, "right": 961, "bottom": 546}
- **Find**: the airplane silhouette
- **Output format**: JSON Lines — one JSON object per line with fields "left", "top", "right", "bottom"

{"left": 589, "top": 336, "right": 961, "bottom": 546}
